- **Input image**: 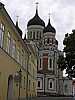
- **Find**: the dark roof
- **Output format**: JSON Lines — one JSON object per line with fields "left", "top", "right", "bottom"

{"left": 0, "top": 2, "right": 4, "bottom": 6}
{"left": 27, "top": 9, "right": 45, "bottom": 27}
{"left": 43, "top": 18, "right": 56, "bottom": 33}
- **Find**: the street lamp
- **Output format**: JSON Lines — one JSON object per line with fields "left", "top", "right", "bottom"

{"left": 14, "top": 69, "right": 22, "bottom": 100}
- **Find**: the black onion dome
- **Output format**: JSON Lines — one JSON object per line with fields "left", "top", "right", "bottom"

{"left": 27, "top": 9, "right": 45, "bottom": 27}
{"left": 43, "top": 18, "right": 56, "bottom": 33}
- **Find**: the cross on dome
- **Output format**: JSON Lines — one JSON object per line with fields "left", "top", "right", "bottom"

{"left": 35, "top": 2, "right": 39, "bottom": 10}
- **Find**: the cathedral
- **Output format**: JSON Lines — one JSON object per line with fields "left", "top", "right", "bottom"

{"left": 26, "top": 4, "right": 73, "bottom": 96}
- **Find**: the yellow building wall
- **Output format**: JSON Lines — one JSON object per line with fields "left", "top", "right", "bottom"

{"left": 0, "top": 4, "right": 37, "bottom": 100}
{"left": 0, "top": 48, "right": 27, "bottom": 100}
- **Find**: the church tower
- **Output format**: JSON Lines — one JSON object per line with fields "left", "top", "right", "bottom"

{"left": 27, "top": 4, "right": 63, "bottom": 96}
{"left": 27, "top": 2, "right": 45, "bottom": 47}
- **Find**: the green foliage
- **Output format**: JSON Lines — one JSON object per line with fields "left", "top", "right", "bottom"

{"left": 58, "top": 30, "right": 75, "bottom": 78}
{"left": 57, "top": 55, "right": 67, "bottom": 71}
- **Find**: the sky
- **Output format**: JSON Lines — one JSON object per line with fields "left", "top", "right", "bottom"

{"left": 1, "top": 0, "right": 75, "bottom": 51}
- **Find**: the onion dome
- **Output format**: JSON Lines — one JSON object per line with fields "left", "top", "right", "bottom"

{"left": 43, "top": 18, "right": 56, "bottom": 33}
{"left": 27, "top": 7, "right": 45, "bottom": 27}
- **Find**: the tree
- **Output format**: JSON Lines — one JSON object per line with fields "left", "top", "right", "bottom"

{"left": 58, "top": 30, "right": 75, "bottom": 78}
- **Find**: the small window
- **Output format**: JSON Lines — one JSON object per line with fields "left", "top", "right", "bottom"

{"left": 0, "top": 23, "right": 5, "bottom": 47}
{"left": 49, "top": 79, "right": 53, "bottom": 89}
{"left": 50, "top": 82, "right": 52, "bottom": 88}
{"left": 50, "top": 59, "right": 52, "bottom": 68}
{"left": 39, "top": 58, "right": 42, "bottom": 69}
{"left": 38, "top": 81, "right": 40, "bottom": 87}
{"left": 12, "top": 39, "right": 16, "bottom": 58}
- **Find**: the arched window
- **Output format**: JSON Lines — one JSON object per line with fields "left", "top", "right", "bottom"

{"left": 48, "top": 79, "right": 54, "bottom": 89}
{"left": 50, "top": 82, "right": 52, "bottom": 88}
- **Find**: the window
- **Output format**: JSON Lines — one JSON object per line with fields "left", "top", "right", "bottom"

{"left": 50, "top": 82, "right": 52, "bottom": 88}
{"left": 12, "top": 39, "right": 16, "bottom": 58}
{"left": 7, "top": 32, "right": 11, "bottom": 54}
{"left": 39, "top": 58, "right": 42, "bottom": 70}
{"left": 48, "top": 79, "right": 54, "bottom": 89}
{"left": 48, "top": 58, "right": 53, "bottom": 70}
{"left": 0, "top": 23, "right": 5, "bottom": 47}
{"left": 38, "top": 81, "right": 40, "bottom": 87}
{"left": 50, "top": 59, "right": 52, "bottom": 68}
{"left": 37, "top": 79, "right": 42, "bottom": 89}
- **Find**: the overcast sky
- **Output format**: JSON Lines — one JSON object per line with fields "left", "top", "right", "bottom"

{"left": 1, "top": 0, "right": 75, "bottom": 50}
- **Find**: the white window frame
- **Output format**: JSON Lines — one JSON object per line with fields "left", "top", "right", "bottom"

{"left": 37, "top": 79, "right": 42, "bottom": 89}
{"left": 0, "top": 23, "right": 4, "bottom": 48}
{"left": 48, "top": 79, "right": 54, "bottom": 89}
{"left": 39, "top": 57, "right": 42, "bottom": 70}
{"left": 12, "top": 39, "right": 16, "bottom": 58}
{"left": 7, "top": 32, "right": 11, "bottom": 54}
{"left": 48, "top": 58, "right": 53, "bottom": 70}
